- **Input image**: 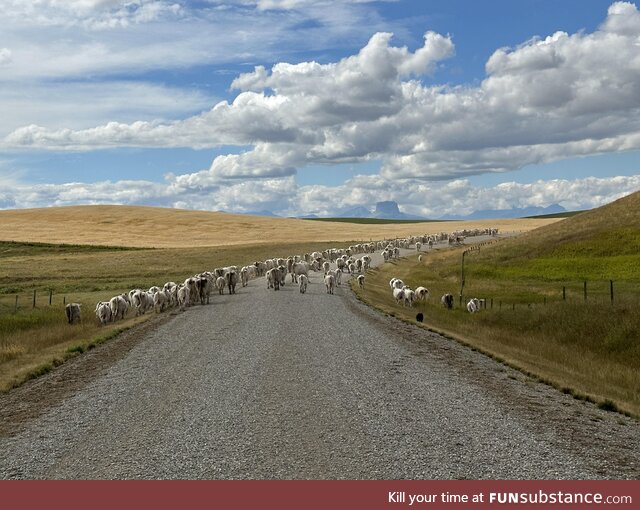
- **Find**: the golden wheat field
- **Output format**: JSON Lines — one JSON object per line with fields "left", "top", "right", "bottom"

{"left": 0, "top": 205, "right": 559, "bottom": 248}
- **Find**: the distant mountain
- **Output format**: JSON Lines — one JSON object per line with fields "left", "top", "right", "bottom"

{"left": 373, "top": 201, "right": 427, "bottom": 220}
{"left": 442, "top": 204, "right": 566, "bottom": 220}
{"left": 336, "top": 200, "right": 425, "bottom": 220}
{"left": 338, "top": 205, "right": 374, "bottom": 218}
{"left": 307, "top": 201, "right": 427, "bottom": 220}
{"left": 243, "top": 210, "right": 281, "bottom": 217}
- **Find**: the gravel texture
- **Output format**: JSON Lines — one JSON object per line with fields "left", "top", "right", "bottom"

{"left": 0, "top": 245, "right": 638, "bottom": 479}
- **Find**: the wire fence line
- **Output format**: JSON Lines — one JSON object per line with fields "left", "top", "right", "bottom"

{"left": 0, "top": 289, "right": 69, "bottom": 314}
{"left": 455, "top": 279, "right": 637, "bottom": 312}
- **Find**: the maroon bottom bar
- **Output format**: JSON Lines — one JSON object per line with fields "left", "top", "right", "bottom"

{"left": 1, "top": 480, "right": 638, "bottom": 510}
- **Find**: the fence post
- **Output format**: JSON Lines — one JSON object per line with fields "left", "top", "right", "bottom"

{"left": 33, "top": 289, "right": 37, "bottom": 309}
{"left": 49, "top": 289, "right": 53, "bottom": 306}
{"left": 491, "top": 298, "right": 493, "bottom": 309}
{"left": 63, "top": 296, "right": 66, "bottom": 305}
{"left": 14, "top": 295, "right": 18, "bottom": 312}
{"left": 563, "top": 286, "right": 566, "bottom": 301}
{"left": 584, "top": 281, "right": 587, "bottom": 301}
{"left": 512, "top": 303, "right": 515, "bottom": 311}
{"left": 610, "top": 280, "right": 614, "bottom": 304}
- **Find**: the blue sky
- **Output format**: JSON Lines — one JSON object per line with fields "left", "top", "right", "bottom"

{"left": 0, "top": 0, "right": 639, "bottom": 217}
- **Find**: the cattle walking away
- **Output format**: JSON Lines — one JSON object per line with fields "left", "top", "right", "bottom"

{"left": 65, "top": 303, "right": 81, "bottom": 324}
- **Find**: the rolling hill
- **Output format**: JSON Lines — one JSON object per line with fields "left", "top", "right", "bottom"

{"left": 0, "top": 205, "right": 558, "bottom": 248}
{"left": 469, "top": 191, "right": 640, "bottom": 280}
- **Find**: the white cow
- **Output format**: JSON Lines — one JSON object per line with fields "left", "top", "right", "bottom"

{"left": 404, "top": 288, "right": 415, "bottom": 307}
{"left": 334, "top": 268, "right": 342, "bottom": 286}
{"left": 226, "top": 271, "right": 238, "bottom": 295}
{"left": 467, "top": 298, "right": 480, "bottom": 313}
{"left": 109, "top": 295, "right": 129, "bottom": 321}
{"left": 324, "top": 274, "right": 335, "bottom": 294}
{"left": 184, "top": 277, "right": 199, "bottom": 305}
{"left": 132, "top": 290, "right": 152, "bottom": 316}
{"left": 95, "top": 301, "right": 112, "bottom": 325}
{"left": 392, "top": 279, "right": 404, "bottom": 290}
{"left": 298, "top": 274, "right": 309, "bottom": 294}
{"left": 393, "top": 287, "right": 405, "bottom": 305}
{"left": 177, "top": 285, "right": 189, "bottom": 310}
{"left": 415, "top": 286, "right": 429, "bottom": 301}
{"left": 291, "top": 262, "right": 309, "bottom": 283}
{"left": 216, "top": 276, "right": 226, "bottom": 295}
{"left": 153, "top": 289, "right": 170, "bottom": 313}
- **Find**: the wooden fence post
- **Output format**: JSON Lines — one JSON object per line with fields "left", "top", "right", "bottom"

{"left": 14, "top": 295, "right": 18, "bottom": 312}
{"left": 610, "top": 280, "right": 614, "bottom": 304}
{"left": 49, "top": 289, "right": 53, "bottom": 306}
{"left": 63, "top": 296, "right": 66, "bottom": 306}
{"left": 563, "top": 286, "right": 566, "bottom": 301}
{"left": 584, "top": 281, "right": 587, "bottom": 301}
{"left": 33, "top": 290, "right": 36, "bottom": 309}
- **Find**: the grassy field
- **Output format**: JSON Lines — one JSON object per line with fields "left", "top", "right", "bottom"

{"left": 0, "top": 205, "right": 557, "bottom": 248}
{"left": 0, "top": 239, "right": 365, "bottom": 391}
{"left": 353, "top": 192, "right": 640, "bottom": 417}
{"left": 2, "top": 206, "right": 553, "bottom": 392}
{"left": 0, "top": 203, "right": 616, "bottom": 401}
{"left": 525, "top": 210, "right": 586, "bottom": 219}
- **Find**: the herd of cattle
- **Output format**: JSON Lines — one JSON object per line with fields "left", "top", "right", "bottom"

{"left": 63, "top": 227, "right": 498, "bottom": 325}
{"left": 387, "top": 277, "right": 481, "bottom": 314}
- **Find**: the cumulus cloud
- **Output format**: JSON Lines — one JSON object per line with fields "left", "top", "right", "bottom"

{"left": 0, "top": 81, "right": 216, "bottom": 136}
{"left": 292, "top": 174, "right": 640, "bottom": 218}
{"left": 1, "top": 166, "right": 639, "bottom": 218}
{"left": 0, "top": 0, "right": 399, "bottom": 141}
{"left": 226, "top": 0, "right": 391, "bottom": 11}
{"left": 4, "top": 2, "right": 640, "bottom": 186}
{"left": 0, "top": 48, "right": 12, "bottom": 66}
{"left": 0, "top": 0, "right": 391, "bottom": 81}
{"left": 3, "top": 1, "right": 184, "bottom": 28}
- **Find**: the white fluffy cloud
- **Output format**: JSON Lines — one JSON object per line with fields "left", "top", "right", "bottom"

{"left": 4, "top": 2, "right": 640, "bottom": 186}
{"left": 1, "top": 173, "right": 639, "bottom": 218}
{"left": 2, "top": 2, "right": 640, "bottom": 220}
{"left": 0, "top": 82, "right": 216, "bottom": 136}
{"left": 0, "top": 48, "right": 12, "bottom": 66}
{"left": 0, "top": 0, "right": 398, "bottom": 138}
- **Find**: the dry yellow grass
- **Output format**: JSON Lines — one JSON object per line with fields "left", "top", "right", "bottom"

{"left": 0, "top": 204, "right": 558, "bottom": 392}
{"left": 0, "top": 205, "right": 559, "bottom": 248}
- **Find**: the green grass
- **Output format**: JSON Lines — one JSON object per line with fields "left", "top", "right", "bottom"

{"left": 0, "top": 240, "right": 145, "bottom": 256}
{"left": 525, "top": 210, "right": 586, "bottom": 219}
{"left": 354, "top": 192, "right": 640, "bottom": 417}
{"left": 355, "top": 252, "right": 639, "bottom": 417}
{"left": 0, "top": 239, "right": 360, "bottom": 391}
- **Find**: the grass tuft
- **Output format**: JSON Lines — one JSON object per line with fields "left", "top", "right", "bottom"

{"left": 598, "top": 399, "right": 619, "bottom": 413}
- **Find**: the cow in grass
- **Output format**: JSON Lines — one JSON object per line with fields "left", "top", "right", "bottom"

{"left": 65, "top": 303, "right": 82, "bottom": 324}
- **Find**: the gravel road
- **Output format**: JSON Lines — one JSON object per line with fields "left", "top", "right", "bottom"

{"left": 1, "top": 244, "right": 638, "bottom": 479}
